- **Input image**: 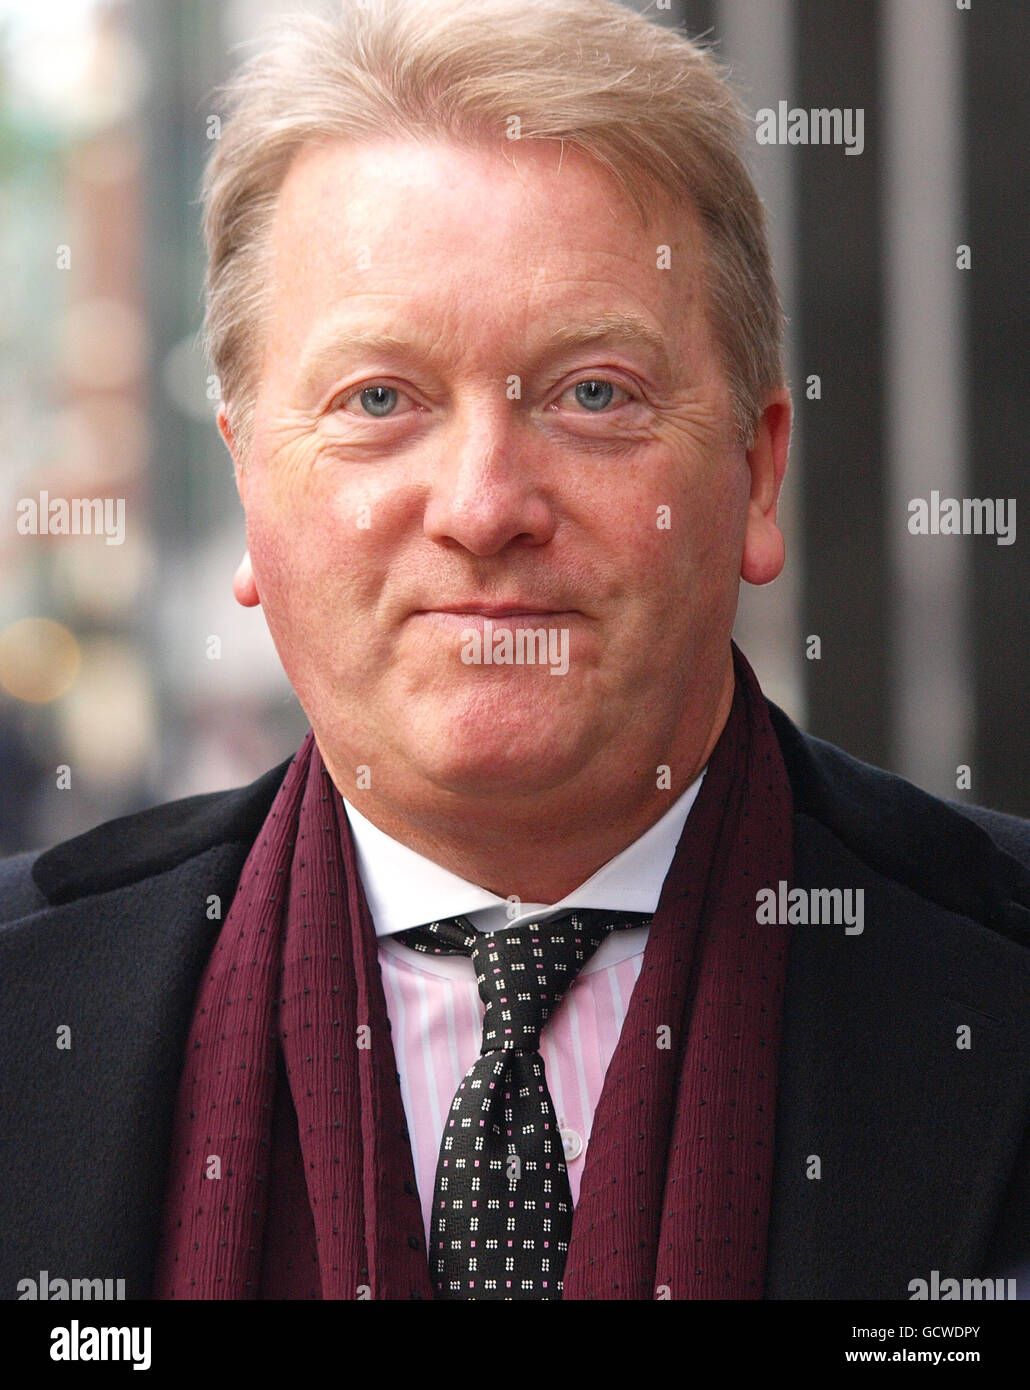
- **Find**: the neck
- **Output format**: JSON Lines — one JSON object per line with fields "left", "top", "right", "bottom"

{"left": 321, "top": 667, "right": 735, "bottom": 903}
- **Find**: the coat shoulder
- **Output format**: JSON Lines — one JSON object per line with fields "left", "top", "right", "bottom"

{"left": 767, "top": 701, "right": 1030, "bottom": 943}
{"left": 1, "top": 756, "right": 293, "bottom": 915}
{"left": 947, "top": 801, "right": 1030, "bottom": 867}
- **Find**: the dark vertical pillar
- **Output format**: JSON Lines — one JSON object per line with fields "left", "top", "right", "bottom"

{"left": 965, "top": 5, "right": 1030, "bottom": 817}
{"left": 794, "top": 2, "right": 889, "bottom": 767}
{"left": 677, "top": 0, "right": 717, "bottom": 35}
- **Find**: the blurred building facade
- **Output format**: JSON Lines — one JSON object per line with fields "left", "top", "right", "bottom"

{"left": 0, "top": 0, "right": 1025, "bottom": 854}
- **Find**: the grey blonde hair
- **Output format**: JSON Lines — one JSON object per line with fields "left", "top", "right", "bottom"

{"left": 201, "top": 0, "right": 785, "bottom": 459}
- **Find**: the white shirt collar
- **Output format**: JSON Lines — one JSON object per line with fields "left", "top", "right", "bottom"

{"left": 341, "top": 768, "right": 707, "bottom": 938}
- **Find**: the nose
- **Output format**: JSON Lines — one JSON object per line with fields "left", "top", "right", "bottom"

{"left": 421, "top": 403, "right": 557, "bottom": 556}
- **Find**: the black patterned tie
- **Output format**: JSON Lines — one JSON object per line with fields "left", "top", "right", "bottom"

{"left": 396, "top": 908, "right": 652, "bottom": 1300}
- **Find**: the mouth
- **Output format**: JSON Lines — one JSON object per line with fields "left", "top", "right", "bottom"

{"left": 419, "top": 604, "right": 572, "bottom": 619}
{"left": 411, "top": 607, "right": 578, "bottom": 633}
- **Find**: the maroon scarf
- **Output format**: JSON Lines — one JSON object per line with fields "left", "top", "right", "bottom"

{"left": 154, "top": 643, "right": 792, "bottom": 1299}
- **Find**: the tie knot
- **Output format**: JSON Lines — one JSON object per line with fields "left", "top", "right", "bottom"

{"left": 398, "top": 909, "right": 651, "bottom": 1054}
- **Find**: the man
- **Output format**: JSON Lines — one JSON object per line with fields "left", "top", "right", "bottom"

{"left": 2, "top": 0, "right": 1028, "bottom": 1302}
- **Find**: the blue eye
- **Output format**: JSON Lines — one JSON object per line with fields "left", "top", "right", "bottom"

{"left": 573, "top": 380, "right": 616, "bottom": 411}
{"left": 359, "top": 385, "right": 399, "bottom": 416}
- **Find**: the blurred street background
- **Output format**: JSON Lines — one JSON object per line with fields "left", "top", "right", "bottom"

{"left": 1, "top": 0, "right": 1026, "bottom": 853}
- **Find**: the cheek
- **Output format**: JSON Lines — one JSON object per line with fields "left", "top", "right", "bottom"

{"left": 244, "top": 507, "right": 339, "bottom": 657}
{"left": 620, "top": 453, "right": 745, "bottom": 576}
{"left": 244, "top": 472, "right": 393, "bottom": 651}
{"left": 245, "top": 507, "right": 304, "bottom": 606}
{"left": 672, "top": 444, "right": 748, "bottom": 548}
{"left": 246, "top": 446, "right": 333, "bottom": 577}
{"left": 622, "top": 460, "right": 748, "bottom": 643}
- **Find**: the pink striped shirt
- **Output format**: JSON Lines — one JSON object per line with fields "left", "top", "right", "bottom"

{"left": 343, "top": 774, "right": 704, "bottom": 1244}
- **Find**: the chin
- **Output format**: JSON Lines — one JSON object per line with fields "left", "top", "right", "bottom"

{"left": 410, "top": 719, "right": 586, "bottom": 799}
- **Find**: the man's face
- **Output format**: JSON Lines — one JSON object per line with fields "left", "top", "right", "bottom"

{"left": 228, "top": 137, "right": 777, "bottom": 803}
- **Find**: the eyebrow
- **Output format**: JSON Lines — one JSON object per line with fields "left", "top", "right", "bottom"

{"left": 545, "top": 312, "right": 673, "bottom": 384}
{"left": 295, "top": 329, "right": 415, "bottom": 396}
{"left": 294, "top": 310, "right": 675, "bottom": 396}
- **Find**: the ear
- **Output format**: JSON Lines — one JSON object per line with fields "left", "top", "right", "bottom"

{"left": 233, "top": 549, "right": 261, "bottom": 608}
{"left": 740, "top": 387, "right": 792, "bottom": 586}
{"left": 217, "top": 404, "right": 247, "bottom": 505}
{"left": 217, "top": 405, "right": 261, "bottom": 608}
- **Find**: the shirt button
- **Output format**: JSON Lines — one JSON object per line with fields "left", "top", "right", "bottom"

{"left": 560, "top": 1127, "right": 583, "bottom": 1161}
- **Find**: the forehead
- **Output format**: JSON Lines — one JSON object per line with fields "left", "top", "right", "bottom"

{"left": 275, "top": 134, "right": 652, "bottom": 231}
{"left": 263, "top": 136, "right": 712, "bottom": 381}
